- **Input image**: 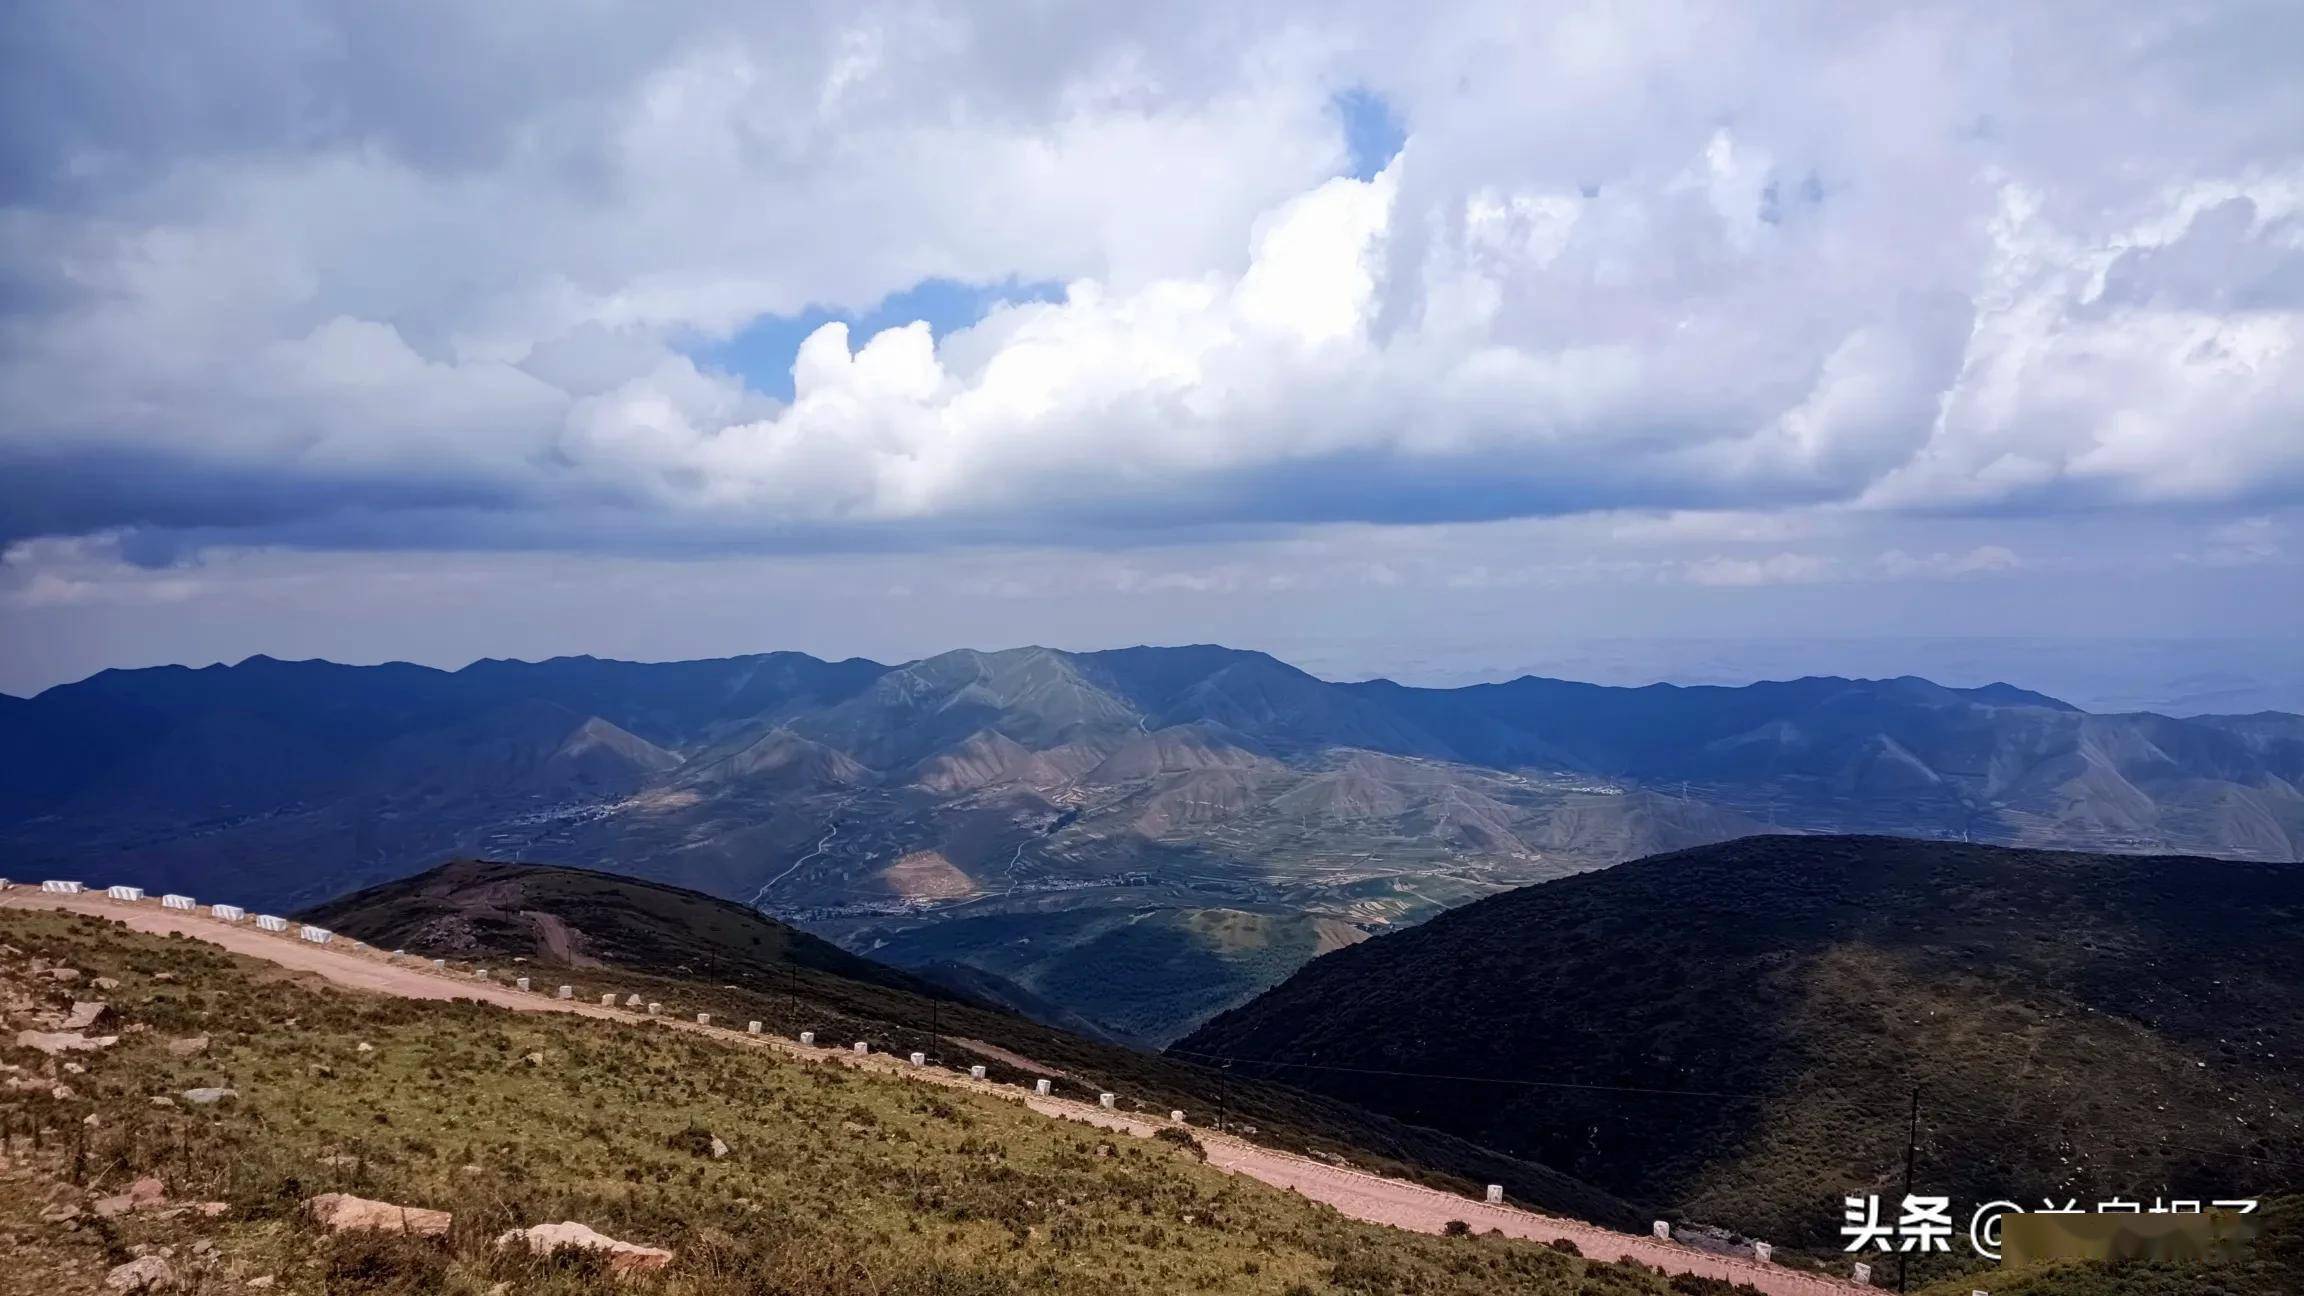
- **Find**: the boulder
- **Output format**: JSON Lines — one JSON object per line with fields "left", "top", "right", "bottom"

{"left": 496, "top": 1221, "right": 673, "bottom": 1275}
{"left": 303, "top": 1193, "right": 452, "bottom": 1236}
{"left": 16, "top": 1030, "right": 118, "bottom": 1055}
{"left": 165, "top": 1036, "right": 209, "bottom": 1057}
{"left": 93, "top": 1176, "right": 168, "bottom": 1218}
{"left": 102, "top": 1257, "right": 174, "bottom": 1292}
{"left": 180, "top": 1087, "right": 238, "bottom": 1105}
{"left": 46, "top": 968, "right": 82, "bottom": 984}
{"left": 92, "top": 976, "right": 121, "bottom": 991}
{"left": 64, "top": 1001, "right": 108, "bottom": 1029}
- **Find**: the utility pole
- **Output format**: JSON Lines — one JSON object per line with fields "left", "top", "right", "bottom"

{"left": 1898, "top": 1086, "right": 1921, "bottom": 1293}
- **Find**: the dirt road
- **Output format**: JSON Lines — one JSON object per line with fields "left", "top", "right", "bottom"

{"left": 1, "top": 888, "right": 1868, "bottom": 1295}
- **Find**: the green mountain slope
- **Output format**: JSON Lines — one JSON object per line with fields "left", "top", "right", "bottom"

{"left": 1179, "top": 835, "right": 2304, "bottom": 1247}
{"left": 852, "top": 897, "right": 1369, "bottom": 1045}
{"left": 299, "top": 858, "right": 1641, "bottom": 1229}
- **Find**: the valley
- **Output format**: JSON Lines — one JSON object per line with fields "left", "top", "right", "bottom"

{"left": 4, "top": 645, "right": 2299, "bottom": 1044}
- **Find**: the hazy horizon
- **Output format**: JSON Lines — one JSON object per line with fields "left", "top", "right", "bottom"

{"left": 14, "top": 631, "right": 2300, "bottom": 720}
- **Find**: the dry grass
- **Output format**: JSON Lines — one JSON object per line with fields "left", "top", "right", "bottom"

{"left": 2, "top": 909, "right": 1699, "bottom": 1296}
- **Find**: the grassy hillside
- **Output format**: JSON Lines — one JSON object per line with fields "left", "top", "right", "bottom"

{"left": 0, "top": 908, "right": 1742, "bottom": 1296}
{"left": 304, "top": 858, "right": 936, "bottom": 994}
{"left": 298, "top": 859, "right": 1641, "bottom": 1228}
{"left": 1180, "top": 835, "right": 2304, "bottom": 1253}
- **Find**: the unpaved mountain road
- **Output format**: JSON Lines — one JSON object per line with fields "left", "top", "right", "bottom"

{"left": 2, "top": 888, "right": 1868, "bottom": 1295}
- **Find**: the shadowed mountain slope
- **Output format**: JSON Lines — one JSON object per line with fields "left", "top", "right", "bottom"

{"left": 303, "top": 857, "right": 931, "bottom": 992}
{"left": 1179, "top": 835, "right": 2304, "bottom": 1246}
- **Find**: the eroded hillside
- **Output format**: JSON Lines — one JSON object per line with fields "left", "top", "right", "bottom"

{"left": 6, "top": 647, "right": 2299, "bottom": 1042}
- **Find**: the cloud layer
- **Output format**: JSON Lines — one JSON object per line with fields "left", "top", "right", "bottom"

{"left": 5, "top": 1, "right": 2304, "bottom": 559}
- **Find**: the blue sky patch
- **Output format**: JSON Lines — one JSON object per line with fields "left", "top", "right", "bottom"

{"left": 1333, "top": 88, "right": 1405, "bottom": 180}
{"left": 694, "top": 277, "right": 1064, "bottom": 399}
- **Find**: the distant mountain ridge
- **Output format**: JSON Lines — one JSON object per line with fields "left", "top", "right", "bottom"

{"left": 4, "top": 644, "right": 2299, "bottom": 1041}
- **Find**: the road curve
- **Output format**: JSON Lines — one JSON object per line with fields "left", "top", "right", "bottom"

{"left": 1, "top": 888, "right": 1869, "bottom": 1296}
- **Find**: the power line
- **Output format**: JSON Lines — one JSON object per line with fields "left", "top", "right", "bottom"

{"left": 1165, "top": 1049, "right": 1765, "bottom": 1099}
{"left": 1899, "top": 1086, "right": 1921, "bottom": 1294}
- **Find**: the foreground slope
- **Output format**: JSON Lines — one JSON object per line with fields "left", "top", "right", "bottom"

{"left": 1180, "top": 835, "right": 2304, "bottom": 1245}
{"left": 0, "top": 906, "right": 1765, "bottom": 1296}
{"left": 298, "top": 859, "right": 1637, "bottom": 1225}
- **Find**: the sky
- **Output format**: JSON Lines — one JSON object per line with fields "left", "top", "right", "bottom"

{"left": 2, "top": 2, "right": 2301, "bottom": 703}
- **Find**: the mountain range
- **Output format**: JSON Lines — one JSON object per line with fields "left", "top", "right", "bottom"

{"left": 5, "top": 644, "right": 2301, "bottom": 1042}
{"left": 1180, "top": 835, "right": 2304, "bottom": 1249}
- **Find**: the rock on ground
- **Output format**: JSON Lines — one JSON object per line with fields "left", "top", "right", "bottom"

{"left": 94, "top": 1176, "right": 168, "bottom": 1218}
{"left": 63, "top": 1001, "right": 108, "bottom": 1029}
{"left": 303, "top": 1192, "right": 453, "bottom": 1236}
{"left": 496, "top": 1221, "right": 673, "bottom": 1275}
{"left": 102, "top": 1257, "right": 174, "bottom": 1292}
{"left": 179, "top": 1087, "right": 237, "bottom": 1105}
{"left": 16, "top": 1030, "right": 118, "bottom": 1055}
{"left": 165, "top": 1036, "right": 208, "bottom": 1057}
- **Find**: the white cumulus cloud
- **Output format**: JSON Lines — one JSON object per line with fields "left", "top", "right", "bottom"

{"left": 3, "top": 0, "right": 2303, "bottom": 557}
